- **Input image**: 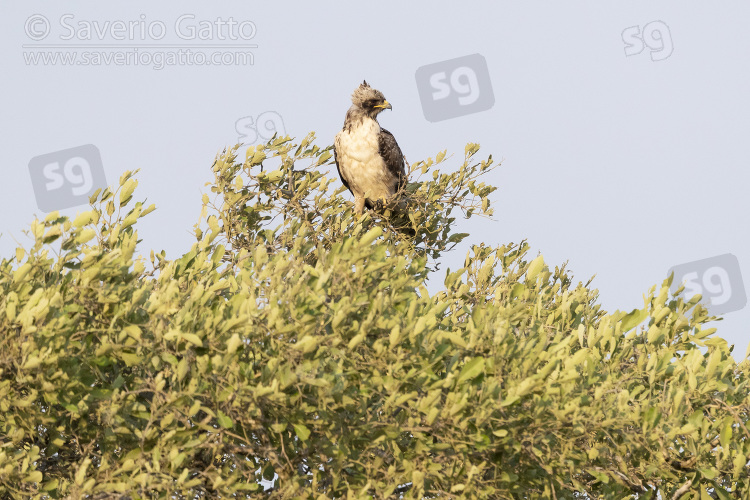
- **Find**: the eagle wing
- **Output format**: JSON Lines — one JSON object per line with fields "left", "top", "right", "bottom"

{"left": 378, "top": 128, "right": 407, "bottom": 193}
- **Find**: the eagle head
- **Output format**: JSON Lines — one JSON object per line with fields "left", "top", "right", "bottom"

{"left": 351, "top": 80, "right": 392, "bottom": 119}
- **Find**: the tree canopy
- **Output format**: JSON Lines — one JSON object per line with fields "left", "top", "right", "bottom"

{"left": 0, "top": 134, "right": 748, "bottom": 499}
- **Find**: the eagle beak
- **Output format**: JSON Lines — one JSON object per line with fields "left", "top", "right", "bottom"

{"left": 374, "top": 100, "right": 392, "bottom": 110}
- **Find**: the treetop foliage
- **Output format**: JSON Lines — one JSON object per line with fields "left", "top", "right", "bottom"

{"left": 0, "top": 134, "right": 748, "bottom": 499}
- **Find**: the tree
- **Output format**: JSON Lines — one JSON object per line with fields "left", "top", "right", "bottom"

{"left": 0, "top": 134, "right": 748, "bottom": 499}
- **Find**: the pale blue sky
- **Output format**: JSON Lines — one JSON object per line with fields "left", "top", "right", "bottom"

{"left": 2, "top": 2, "right": 748, "bottom": 358}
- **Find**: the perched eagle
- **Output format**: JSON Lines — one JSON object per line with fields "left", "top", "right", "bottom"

{"left": 334, "top": 81, "right": 407, "bottom": 215}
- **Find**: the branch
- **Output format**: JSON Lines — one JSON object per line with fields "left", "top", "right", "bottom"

{"left": 671, "top": 479, "right": 692, "bottom": 500}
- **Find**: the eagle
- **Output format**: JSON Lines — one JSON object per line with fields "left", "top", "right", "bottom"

{"left": 334, "top": 81, "right": 407, "bottom": 215}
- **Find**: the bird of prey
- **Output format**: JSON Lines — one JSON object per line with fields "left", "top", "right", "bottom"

{"left": 334, "top": 81, "right": 407, "bottom": 215}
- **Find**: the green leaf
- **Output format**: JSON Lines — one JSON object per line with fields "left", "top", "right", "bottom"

{"left": 293, "top": 424, "right": 311, "bottom": 441}
{"left": 177, "top": 358, "right": 189, "bottom": 381}
{"left": 226, "top": 333, "right": 242, "bottom": 354}
{"left": 119, "top": 178, "right": 138, "bottom": 205}
{"left": 458, "top": 357, "right": 485, "bottom": 383}
{"left": 182, "top": 333, "right": 203, "bottom": 347}
{"left": 217, "top": 411, "right": 233, "bottom": 429}
{"left": 698, "top": 468, "right": 717, "bottom": 480}
{"left": 41, "top": 479, "right": 58, "bottom": 491}
{"left": 720, "top": 418, "right": 733, "bottom": 449}
{"left": 526, "top": 255, "right": 544, "bottom": 282}
{"left": 119, "top": 352, "right": 142, "bottom": 367}
{"left": 448, "top": 232, "right": 469, "bottom": 244}
{"left": 72, "top": 211, "right": 94, "bottom": 227}
{"left": 25, "top": 470, "right": 43, "bottom": 483}
{"left": 621, "top": 308, "right": 648, "bottom": 332}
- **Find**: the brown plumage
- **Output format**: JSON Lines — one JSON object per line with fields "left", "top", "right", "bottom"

{"left": 334, "top": 81, "right": 407, "bottom": 215}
